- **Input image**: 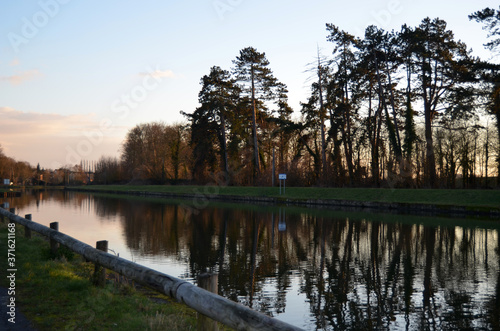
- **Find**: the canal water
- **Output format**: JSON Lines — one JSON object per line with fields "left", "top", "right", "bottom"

{"left": 2, "top": 189, "right": 500, "bottom": 330}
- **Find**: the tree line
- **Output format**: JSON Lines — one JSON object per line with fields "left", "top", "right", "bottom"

{"left": 0, "top": 145, "right": 33, "bottom": 185}
{"left": 2, "top": 9, "right": 499, "bottom": 188}
{"left": 165, "top": 11, "right": 498, "bottom": 188}
{"left": 0, "top": 144, "right": 90, "bottom": 186}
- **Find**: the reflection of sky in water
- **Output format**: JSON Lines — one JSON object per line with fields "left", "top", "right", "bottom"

{"left": 6, "top": 191, "right": 500, "bottom": 330}
{"left": 16, "top": 198, "right": 193, "bottom": 281}
{"left": 277, "top": 276, "right": 312, "bottom": 328}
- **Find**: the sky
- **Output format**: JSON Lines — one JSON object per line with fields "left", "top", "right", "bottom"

{"left": 0, "top": 0, "right": 498, "bottom": 169}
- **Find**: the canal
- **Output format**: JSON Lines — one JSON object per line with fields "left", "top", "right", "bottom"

{"left": 3, "top": 189, "right": 500, "bottom": 330}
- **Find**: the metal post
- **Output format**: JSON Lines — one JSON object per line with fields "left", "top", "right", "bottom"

{"left": 278, "top": 174, "right": 286, "bottom": 195}
{"left": 272, "top": 147, "right": 275, "bottom": 187}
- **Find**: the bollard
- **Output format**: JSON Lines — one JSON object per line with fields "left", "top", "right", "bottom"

{"left": 197, "top": 273, "right": 219, "bottom": 331}
{"left": 25, "top": 214, "right": 32, "bottom": 239}
{"left": 50, "top": 222, "right": 59, "bottom": 255}
{"left": 93, "top": 240, "right": 108, "bottom": 287}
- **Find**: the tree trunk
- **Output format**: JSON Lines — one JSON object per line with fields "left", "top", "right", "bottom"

{"left": 319, "top": 88, "right": 327, "bottom": 184}
{"left": 368, "top": 85, "right": 382, "bottom": 187}
{"left": 341, "top": 88, "right": 355, "bottom": 186}
{"left": 220, "top": 111, "right": 230, "bottom": 184}
{"left": 384, "top": 54, "right": 402, "bottom": 159}
{"left": 422, "top": 58, "right": 437, "bottom": 188}
{"left": 496, "top": 112, "right": 500, "bottom": 186}
{"left": 340, "top": 119, "right": 354, "bottom": 186}
{"left": 250, "top": 66, "right": 260, "bottom": 184}
{"left": 424, "top": 103, "right": 437, "bottom": 188}
{"left": 374, "top": 107, "right": 383, "bottom": 187}
{"left": 317, "top": 56, "right": 328, "bottom": 184}
{"left": 403, "top": 64, "right": 416, "bottom": 161}
{"left": 374, "top": 51, "right": 402, "bottom": 184}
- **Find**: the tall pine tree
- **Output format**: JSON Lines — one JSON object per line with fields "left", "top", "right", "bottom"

{"left": 470, "top": 7, "right": 500, "bottom": 185}
{"left": 232, "top": 47, "right": 286, "bottom": 184}
{"left": 406, "top": 18, "right": 472, "bottom": 187}
{"left": 183, "top": 66, "right": 239, "bottom": 183}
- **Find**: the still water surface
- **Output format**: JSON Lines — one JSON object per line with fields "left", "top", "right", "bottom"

{"left": 3, "top": 189, "right": 500, "bottom": 330}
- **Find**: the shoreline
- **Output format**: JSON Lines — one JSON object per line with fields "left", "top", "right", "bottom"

{"left": 64, "top": 186, "right": 500, "bottom": 219}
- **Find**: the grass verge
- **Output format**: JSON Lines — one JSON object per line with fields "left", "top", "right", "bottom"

{"left": 73, "top": 185, "right": 500, "bottom": 209}
{"left": 0, "top": 221, "right": 202, "bottom": 331}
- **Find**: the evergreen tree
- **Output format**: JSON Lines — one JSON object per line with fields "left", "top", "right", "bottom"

{"left": 362, "top": 26, "right": 404, "bottom": 183}
{"left": 183, "top": 66, "right": 240, "bottom": 183}
{"left": 326, "top": 24, "right": 361, "bottom": 185}
{"left": 198, "top": 66, "right": 240, "bottom": 182}
{"left": 406, "top": 18, "right": 472, "bottom": 187}
{"left": 358, "top": 26, "right": 392, "bottom": 186}
{"left": 469, "top": 6, "right": 500, "bottom": 52}
{"left": 232, "top": 47, "right": 286, "bottom": 184}
{"left": 398, "top": 24, "right": 418, "bottom": 163}
{"left": 302, "top": 50, "right": 331, "bottom": 185}
{"left": 470, "top": 6, "right": 500, "bottom": 184}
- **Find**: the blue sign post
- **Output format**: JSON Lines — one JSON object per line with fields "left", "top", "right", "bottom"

{"left": 279, "top": 174, "right": 286, "bottom": 195}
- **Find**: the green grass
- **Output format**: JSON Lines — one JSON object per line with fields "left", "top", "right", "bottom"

{"left": 74, "top": 185, "right": 500, "bottom": 209}
{"left": 0, "top": 221, "right": 204, "bottom": 331}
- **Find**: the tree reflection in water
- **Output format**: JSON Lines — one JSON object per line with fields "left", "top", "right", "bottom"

{"left": 6, "top": 190, "right": 500, "bottom": 330}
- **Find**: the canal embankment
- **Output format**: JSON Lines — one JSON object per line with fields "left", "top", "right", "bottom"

{"left": 66, "top": 185, "right": 500, "bottom": 218}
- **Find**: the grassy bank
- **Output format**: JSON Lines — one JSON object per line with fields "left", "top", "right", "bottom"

{"left": 0, "top": 221, "right": 199, "bottom": 330}
{"left": 74, "top": 185, "right": 500, "bottom": 209}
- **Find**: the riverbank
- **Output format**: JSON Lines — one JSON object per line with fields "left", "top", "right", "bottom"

{"left": 0, "top": 221, "right": 199, "bottom": 330}
{"left": 67, "top": 185, "right": 500, "bottom": 218}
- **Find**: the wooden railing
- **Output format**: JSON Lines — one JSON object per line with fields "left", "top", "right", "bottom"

{"left": 0, "top": 206, "right": 303, "bottom": 331}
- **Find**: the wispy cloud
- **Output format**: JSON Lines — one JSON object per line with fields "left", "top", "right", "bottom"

{"left": 10, "top": 59, "right": 20, "bottom": 66}
{"left": 138, "top": 69, "right": 176, "bottom": 79}
{"left": 0, "top": 107, "right": 124, "bottom": 168}
{"left": 0, "top": 106, "right": 96, "bottom": 136}
{"left": 0, "top": 69, "right": 41, "bottom": 85}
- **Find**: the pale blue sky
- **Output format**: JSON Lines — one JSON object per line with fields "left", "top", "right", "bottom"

{"left": 0, "top": 0, "right": 498, "bottom": 168}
